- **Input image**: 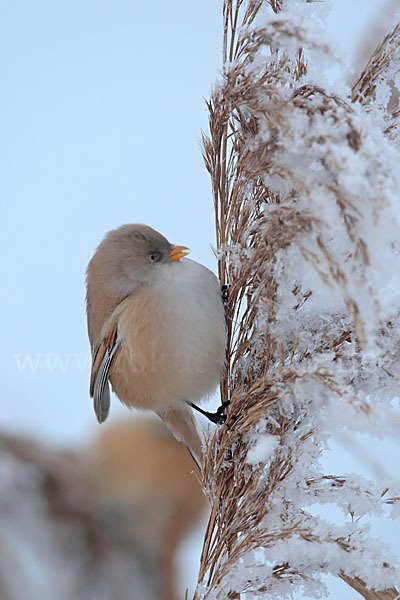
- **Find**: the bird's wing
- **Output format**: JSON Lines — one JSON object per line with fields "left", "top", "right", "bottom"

{"left": 156, "top": 408, "right": 203, "bottom": 469}
{"left": 90, "top": 325, "right": 121, "bottom": 424}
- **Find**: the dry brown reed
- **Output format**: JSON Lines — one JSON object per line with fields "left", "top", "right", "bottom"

{"left": 193, "top": 1, "right": 400, "bottom": 599}
{"left": 352, "top": 21, "right": 400, "bottom": 105}
{"left": 352, "top": 21, "right": 400, "bottom": 138}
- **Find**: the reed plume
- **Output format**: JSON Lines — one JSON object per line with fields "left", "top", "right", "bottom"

{"left": 193, "top": 2, "right": 400, "bottom": 598}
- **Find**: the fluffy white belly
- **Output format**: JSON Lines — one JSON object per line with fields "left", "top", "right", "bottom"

{"left": 108, "top": 259, "right": 226, "bottom": 411}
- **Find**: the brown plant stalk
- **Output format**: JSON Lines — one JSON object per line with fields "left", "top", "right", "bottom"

{"left": 193, "top": 2, "right": 400, "bottom": 599}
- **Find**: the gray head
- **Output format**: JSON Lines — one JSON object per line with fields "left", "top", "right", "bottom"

{"left": 87, "top": 224, "right": 189, "bottom": 297}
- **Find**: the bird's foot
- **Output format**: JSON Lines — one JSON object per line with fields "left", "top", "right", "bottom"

{"left": 188, "top": 400, "right": 230, "bottom": 425}
{"left": 221, "top": 284, "right": 229, "bottom": 304}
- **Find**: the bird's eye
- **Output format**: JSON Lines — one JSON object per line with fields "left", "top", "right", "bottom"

{"left": 149, "top": 252, "right": 160, "bottom": 263}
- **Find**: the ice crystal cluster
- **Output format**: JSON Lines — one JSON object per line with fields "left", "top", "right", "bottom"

{"left": 195, "top": 1, "right": 400, "bottom": 598}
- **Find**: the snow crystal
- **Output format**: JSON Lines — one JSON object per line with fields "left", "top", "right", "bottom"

{"left": 247, "top": 433, "right": 278, "bottom": 465}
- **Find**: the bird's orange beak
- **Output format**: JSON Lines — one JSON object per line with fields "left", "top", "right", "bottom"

{"left": 169, "top": 245, "right": 190, "bottom": 261}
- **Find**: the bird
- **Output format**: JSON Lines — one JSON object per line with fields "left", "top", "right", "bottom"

{"left": 86, "top": 224, "right": 227, "bottom": 466}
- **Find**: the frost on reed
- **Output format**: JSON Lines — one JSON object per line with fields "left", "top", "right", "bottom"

{"left": 194, "top": 1, "right": 400, "bottom": 599}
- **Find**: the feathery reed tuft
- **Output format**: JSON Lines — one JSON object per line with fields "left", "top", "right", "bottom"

{"left": 194, "top": 2, "right": 400, "bottom": 599}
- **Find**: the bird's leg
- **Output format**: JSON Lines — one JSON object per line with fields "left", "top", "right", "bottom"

{"left": 187, "top": 400, "right": 230, "bottom": 425}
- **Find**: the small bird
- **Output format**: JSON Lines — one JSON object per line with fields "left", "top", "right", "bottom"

{"left": 86, "top": 224, "right": 227, "bottom": 465}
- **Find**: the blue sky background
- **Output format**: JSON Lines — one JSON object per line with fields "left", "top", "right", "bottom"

{"left": 1, "top": 0, "right": 391, "bottom": 445}
{"left": 1, "top": 0, "right": 222, "bottom": 442}
{"left": 1, "top": 1, "right": 399, "bottom": 598}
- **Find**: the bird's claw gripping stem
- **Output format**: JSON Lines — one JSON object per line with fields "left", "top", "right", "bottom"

{"left": 188, "top": 400, "right": 230, "bottom": 424}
